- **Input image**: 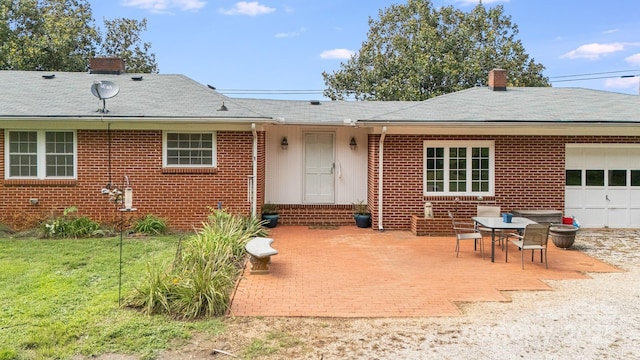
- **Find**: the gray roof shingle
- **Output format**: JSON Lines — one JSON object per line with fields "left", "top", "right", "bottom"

{"left": 2, "top": 70, "right": 639, "bottom": 125}
{"left": 0, "top": 71, "right": 268, "bottom": 120}
{"left": 363, "top": 87, "right": 640, "bottom": 123}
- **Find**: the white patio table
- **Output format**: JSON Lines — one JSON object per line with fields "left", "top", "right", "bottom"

{"left": 472, "top": 216, "right": 538, "bottom": 262}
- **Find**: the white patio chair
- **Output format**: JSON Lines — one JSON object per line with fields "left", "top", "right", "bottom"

{"left": 449, "top": 211, "right": 484, "bottom": 259}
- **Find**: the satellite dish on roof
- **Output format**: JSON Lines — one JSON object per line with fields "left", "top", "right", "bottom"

{"left": 91, "top": 80, "right": 119, "bottom": 113}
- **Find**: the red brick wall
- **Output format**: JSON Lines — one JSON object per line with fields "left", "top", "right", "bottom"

{"left": 4, "top": 129, "right": 639, "bottom": 232}
{"left": 0, "top": 129, "right": 260, "bottom": 231}
{"left": 277, "top": 204, "right": 353, "bottom": 226}
{"left": 368, "top": 134, "right": 640, "bottom": 232}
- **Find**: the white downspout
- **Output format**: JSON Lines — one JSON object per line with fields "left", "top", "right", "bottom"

{"left": 377, "top": 126, "right": 387, "bottom": 231}
{"left": 251, "top": 123, "right": 257, "bottom": 218}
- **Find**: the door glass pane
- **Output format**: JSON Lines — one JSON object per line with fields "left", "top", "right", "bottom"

{"left": 565, "top": 170, "right": 582, "bottom": 186}
{"left": 608, "top": 170, "right": 626, "bottom": 187}
{"left": 585, "top": 170, "right": 604, "bottom": 186}
{"left": 632, "top": 170, "right": 640, "bottom": 187}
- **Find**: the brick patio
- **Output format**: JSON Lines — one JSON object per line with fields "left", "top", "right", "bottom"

{"left": 229, "top": 226, "right": 619, "bottom": 317}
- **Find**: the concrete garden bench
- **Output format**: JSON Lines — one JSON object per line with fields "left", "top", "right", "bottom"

{"left": 245, "top": 237, "right": 278, "bottom": 274}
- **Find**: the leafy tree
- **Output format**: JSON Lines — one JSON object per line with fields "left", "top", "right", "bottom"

{"left": 101, "top": 18, "right": 158, "bottom": 73}
{"left": 322, "top": 0, "right": 549, "bottom": 101}
{"left": 0, "top": 0, "right": 157, "bottom": 73}
{"left": 0, "top": 0, "right": 100, "bottom": 71}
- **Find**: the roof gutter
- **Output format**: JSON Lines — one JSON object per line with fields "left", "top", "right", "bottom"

{"left": 377, "top": 126, "right": 387, "bottom": 231}
{"left": 357, "top": 122, "right": 640, "bottom": 136}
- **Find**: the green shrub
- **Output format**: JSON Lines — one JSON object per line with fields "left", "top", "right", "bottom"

{"left": 126, "top": 209, "right": 266, "bottom": 319}
{"left": 133, "top": 214, "right": 168, "bottom": 235}
{"left": 41, "top": 206, "right": 104, "bottom": 238}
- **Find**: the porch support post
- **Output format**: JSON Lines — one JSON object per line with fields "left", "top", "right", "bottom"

{"left": 377, "top": 126, "right": 387, "bottom": 231}
{"left": 251, "top": 123, "right": 257, "bottom": 218}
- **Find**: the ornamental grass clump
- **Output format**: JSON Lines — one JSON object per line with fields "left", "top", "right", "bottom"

{"left": 41, "top": 206, "right": 104, "bottom": 238}
{"left": 133, "top": 214, "right": 168, "bottom": 235}
{"left": 126, "top": 209, "right": 266, "bottom": 319}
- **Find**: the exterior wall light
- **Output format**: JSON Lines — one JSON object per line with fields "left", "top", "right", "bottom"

{"left": 349, "top": 137, "right": 357, "bottom": 150}
{"left": 281, "top": 137, "right": 288, "bottom": 150}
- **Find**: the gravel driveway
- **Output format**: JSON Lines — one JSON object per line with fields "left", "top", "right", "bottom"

{"left": 157, "top": 229, "right": 640, "bottom": 360}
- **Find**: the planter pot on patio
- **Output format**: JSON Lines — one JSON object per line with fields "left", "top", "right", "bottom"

{"left": 549, "top": 224, "right": 579, "bottom": 248}
{"left": 354, "top": 214, "right": 371, "bottom": 228}
{"left": 262, "top": 214, "right": 279, "bottom": 228}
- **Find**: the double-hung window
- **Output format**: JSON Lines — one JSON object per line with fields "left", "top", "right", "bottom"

{"left": 163, "top": 132, "right": 217, "bottom": 168}
{"left": 5, "top": 130, "right": 76, "bottom": 179}
{"left": 423, "top": 141, "right": 494, "bottom": 196}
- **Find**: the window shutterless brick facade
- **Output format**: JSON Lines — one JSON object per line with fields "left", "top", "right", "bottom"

{"left": 368, "top": 134, "right": 640, "bottom": 233}
{"left": 0, "top": 129, "right": 265, "bottom": 231}
{"left": 4, "top": 128, "right": 640, "bottom": 233}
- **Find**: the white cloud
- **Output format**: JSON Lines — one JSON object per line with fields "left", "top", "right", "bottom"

{"left": 625, "top": 53, "right": 640, "bottom": 66}
{"left": 122, "top": 0, "right": 206, "bottom": 13}
{"left": 320, "top": 48, "right": 356, "bottom": 60}
{"left": 219, "top": 1, "right": 275, "bottom": 16}
{"left": 560, "top": 42, "right": 629, "bottom": 60}
{"left": 604, "top": 76, "right": 639, "bottom": 90}
{"left": 275, "top": 27, "right": 307, "bottom": 38}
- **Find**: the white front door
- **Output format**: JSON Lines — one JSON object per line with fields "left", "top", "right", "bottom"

{"left": 565, "top": 145, "right": 640, "bottom": 228}
{"left": 304, "top": 132, "right": 335, "bottom": 203}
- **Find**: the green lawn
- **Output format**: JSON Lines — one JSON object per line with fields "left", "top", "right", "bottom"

{"left": 0, "top": 235, "right": 225, "bottom": 360}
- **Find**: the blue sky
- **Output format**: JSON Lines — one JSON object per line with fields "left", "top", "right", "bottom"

{"left": 90, "top": 0, "right": 640, "bottom": 99}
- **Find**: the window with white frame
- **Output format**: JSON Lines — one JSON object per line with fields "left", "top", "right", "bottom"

{"left": 163, "top": 132, "right": 216, "bottom": 167}
{"left": 423, "top": 141, "right": 494, "bottom": 195}
{"left": 5, "top": 130, "right": 76, "bottom": 179}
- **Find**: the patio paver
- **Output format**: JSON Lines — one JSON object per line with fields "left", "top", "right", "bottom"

{"left": 229, "top": 226, "right": 619, "bottom": 317}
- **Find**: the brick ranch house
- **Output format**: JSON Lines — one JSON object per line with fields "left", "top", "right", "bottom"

{"left": 2, "top": 63, "right": 640, "bottom": 231}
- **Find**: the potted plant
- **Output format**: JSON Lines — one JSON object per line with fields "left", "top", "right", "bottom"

{"left": 353, "top": 200, "right": 371, "bottom": 228}
{"left": 261, "top": 202, "right": 279, "bottom": 228}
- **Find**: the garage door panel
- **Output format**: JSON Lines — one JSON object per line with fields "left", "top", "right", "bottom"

{"left": 630, "top": 209, "right": 640, "bottom": 228}
{"left": 565, "top": 148, "right": 583, "bottom": 168}
{"left": 566, "top": 145, "right": 640, "bottom": 228}
{"left": 606, "top": 189, "right": 628, "bottom": 209}
{"left": 583, "top": 189, "right": 606, "bottom": 207}
{"left": 579, "top": 208, "right": 606, "bottom": 228}
{"left": 607, "top": 208, "right": 628, "bottom": 228}
{"left": 583, "top": 149, "right": 606, "bottom": 167}
{"left": 565, "top": 188, "right": 583, "bottom": 208}
{"left": 631, "top": 190, "right": 640, "bottom": 208}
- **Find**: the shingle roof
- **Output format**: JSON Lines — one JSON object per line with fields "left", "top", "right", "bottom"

{"left": 363, "top": 86, "right": 640, "bottom": 123}
{"left": 232, "top": 98, "right": 414, "bottom": 125}
{"left": 2, "top": 70, "right": 639, "bottom": 125}
{"left": 0, "top": 71, "right": 268, "bottom": 120}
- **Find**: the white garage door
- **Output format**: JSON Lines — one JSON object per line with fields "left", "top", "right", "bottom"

{"left": 565, "top": 145, "right": 640, "bottom": 228}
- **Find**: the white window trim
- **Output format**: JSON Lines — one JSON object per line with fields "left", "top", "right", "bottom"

{"left": 4, "top": 129, "right": 77, "bottom": 180}
{"left": 423, "top": 140, "right": 495, "bottom": 196}
{"left": 162, "top": 131, "right": 217, "bottom": 168}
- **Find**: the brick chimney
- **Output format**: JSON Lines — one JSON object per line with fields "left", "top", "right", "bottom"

{"left": 488, "top": 69, "right": 507, "bottom": 91}
{"left": 89, "top": 57, "right": 125, "bottom": 75}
